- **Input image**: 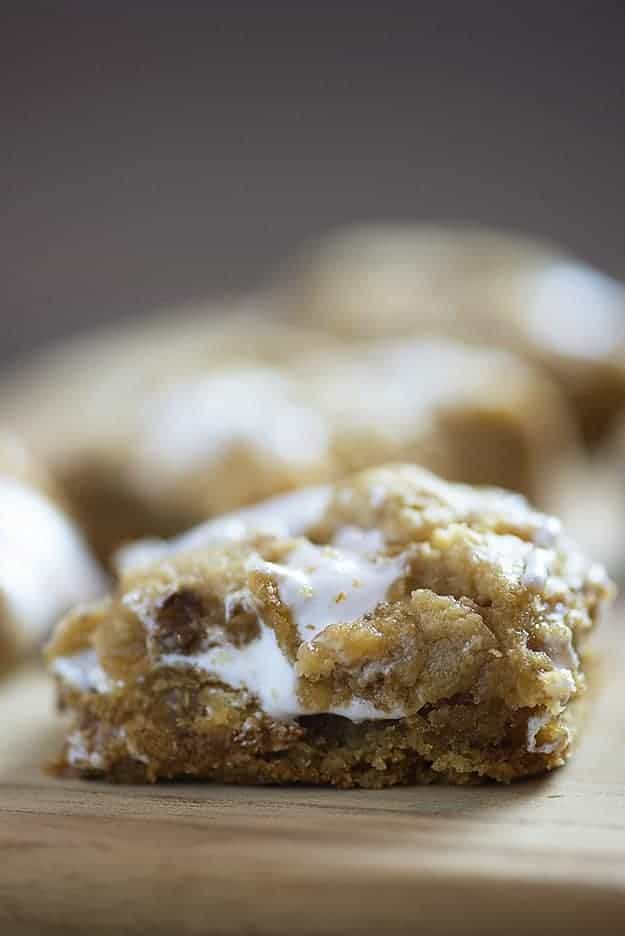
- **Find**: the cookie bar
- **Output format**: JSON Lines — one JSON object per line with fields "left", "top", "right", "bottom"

{"left": 274, "top": 223, "right": 625, "bottom": 442}
{"left": 125, "top": 337, "right": 578, "bottom": 530}
{"left": 0, "top": 432, "right": 106, "bottom": 669}
{"left": 46, "top": 464, "right": 613, "bottom": 787}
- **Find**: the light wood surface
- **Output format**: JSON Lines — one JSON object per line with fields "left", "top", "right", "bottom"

{"left": 1, "top": 617, "right": 624, "bottom": 935}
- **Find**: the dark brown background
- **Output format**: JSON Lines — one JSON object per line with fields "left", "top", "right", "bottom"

{"left": 2, "top": 3, "right": 624, "bottom": 362}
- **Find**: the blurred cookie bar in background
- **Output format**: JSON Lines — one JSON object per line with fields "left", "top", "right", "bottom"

{"left": 0, "top": 432, "right": 106, "bottom": 671}
{"left": 273, "top": 224, "right": 625, "bottom": 444}
{"left": 92, "top": 336, "right": 580, "bottom": 554}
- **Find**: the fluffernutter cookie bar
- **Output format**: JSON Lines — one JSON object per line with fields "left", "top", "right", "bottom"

{"left": 47, "top": 464, "right": 613, "bottom": 787}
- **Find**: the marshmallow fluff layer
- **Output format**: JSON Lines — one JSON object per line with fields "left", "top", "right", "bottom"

{"left": 54, "top": 510, "right": 407, "bottom": 722}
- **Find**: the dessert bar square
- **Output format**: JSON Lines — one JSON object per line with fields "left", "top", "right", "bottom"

{"left": 47, "top": 465, "right": 613, "bottom": 787}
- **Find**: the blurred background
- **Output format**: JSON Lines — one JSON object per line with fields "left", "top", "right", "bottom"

{"left": 2, "top": 2, "right": 625, "bottom": 362}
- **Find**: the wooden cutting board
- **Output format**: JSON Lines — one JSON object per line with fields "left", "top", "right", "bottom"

{"left": 1, "top": 615, "right": 624, "bottom": 936}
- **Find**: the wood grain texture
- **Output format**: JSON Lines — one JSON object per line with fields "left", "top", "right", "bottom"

{"left": 1, "top": 617, "right": 624, "bottom": 935}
